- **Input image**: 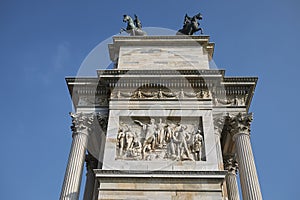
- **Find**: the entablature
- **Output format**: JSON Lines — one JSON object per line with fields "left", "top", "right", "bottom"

{"left": 66, "top": 70, "right": 257, "bottom": 111}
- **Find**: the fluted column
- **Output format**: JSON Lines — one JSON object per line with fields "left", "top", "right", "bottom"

{"left": 83, "top": 153, "right": 98, "bottom": 200}
{"left": 60, "top": 113, "right": 94, "bottom": 200}
{"left": 224, "top": 155, "right": 240, "bottom": 200}
{"left": 229, "top": 113, "right": 262, "bottom": 200}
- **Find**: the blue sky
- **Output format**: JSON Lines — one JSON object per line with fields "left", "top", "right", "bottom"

{"left": 0, "top": 0, "right": 299, "bottom": 199}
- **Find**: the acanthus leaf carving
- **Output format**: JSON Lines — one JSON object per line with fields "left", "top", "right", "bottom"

{"left": 70, "top": 112, "right": 108, "bottom": 135}
{"left": 225, "top": 113, "right": 253, "bottom": 138}
{"left": 223, "top": 154, "right": 238, "bottom": 174}
{"left": 95, "top": 113, "right": 108, "bottom": 132}
{"left": 70, "top": 112, "right": 94, "bottom": 133}
{"left": 213, "top": 114, "right": 226, "bottom": 137}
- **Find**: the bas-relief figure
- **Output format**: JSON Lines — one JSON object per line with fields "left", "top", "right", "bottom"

{"left": 116, "top": 117, "right": 205, "bottom": 161}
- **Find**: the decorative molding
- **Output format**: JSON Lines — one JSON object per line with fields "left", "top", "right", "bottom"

{"left": 94, "top": 169, "right": 227, "bottom": 177}
{"left": 78, "top": 96, "right": 108, "bottom": 106}
{"left": 215, "top": 95, "right": 246, "bottom": 106}
{"left": 97, "top": 69, "right": 225, "bottom": 76}
{"left": 111, "top": 88, "right": 211, "bottom": 100}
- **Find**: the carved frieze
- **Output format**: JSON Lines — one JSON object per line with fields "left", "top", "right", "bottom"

{"left": 214, "top": 95, "right": 247, "bottom": 106}
{"left": 116, "top": 117, "right": 206, "bottom": 161}
{"left": 111, "top": 88, "right": 211, "bottom": 100}
{"left": 78, "top": 96, "right": 108, "bottom": 107}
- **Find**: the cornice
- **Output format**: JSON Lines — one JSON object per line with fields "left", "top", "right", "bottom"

{"left": 97, "top": 69, "right": 225, "bottom": 77}
{"left": 66, "top": 70, "right": 257, "bottom": 110}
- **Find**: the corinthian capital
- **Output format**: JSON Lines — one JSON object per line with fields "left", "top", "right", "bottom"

{"left": 213, "top": 114, "right": 226, "bottom": 137}
{"left": 70, "top": 112, "right": 95, "bottom": 133}
{"left": 95, "top": 112, "right": 108, "bottom": 131}
{"left": 225, "top": 113, "right": 253, "bottom": 139}
{"left": 223, "top": 155, "right": 238, "bottom": 174}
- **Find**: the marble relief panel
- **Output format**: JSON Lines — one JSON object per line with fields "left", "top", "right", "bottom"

{"left": 116, "top": 116, "right": 206, "bottom": 161}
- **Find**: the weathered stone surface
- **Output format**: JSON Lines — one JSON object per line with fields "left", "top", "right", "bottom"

{"left": 108, "top": 36, "right": 214, "bottom": 70}
{"left": 95, "top": 170, "right": 226, "bottom": 200}
{"left": 118, "top": 46, "right": 209, "bottom": 69}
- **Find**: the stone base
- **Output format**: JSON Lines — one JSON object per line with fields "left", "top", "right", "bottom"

{"left": 108, "top": 36, "right": 215, "bottom": 70}
{"left": 95, "top": 170, "right": 226, "bottom": 200}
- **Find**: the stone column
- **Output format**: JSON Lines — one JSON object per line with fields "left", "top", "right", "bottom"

{"left": 229, "top": 113, "right": 262, "bottom": 200}
{"left": 60, "top": 113, "right": 94, "bottom": 200}
{"left": 224, "top": 155, "right": 240, "bottom": 200}
{"left": 83, "top": 153, "right": 98, "bottom": 200}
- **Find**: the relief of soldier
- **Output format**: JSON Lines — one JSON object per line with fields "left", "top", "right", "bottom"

{"left": 116, "top": 118, "right": 204, "bottom": 161}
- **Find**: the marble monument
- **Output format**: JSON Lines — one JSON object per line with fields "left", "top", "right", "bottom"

{"left": 60, "top": 14, "right": 262, "bottom": 200}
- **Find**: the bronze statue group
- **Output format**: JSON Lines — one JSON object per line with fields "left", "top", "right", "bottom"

{"left": 121, "top": 13, "right": 204, "bottom": 36}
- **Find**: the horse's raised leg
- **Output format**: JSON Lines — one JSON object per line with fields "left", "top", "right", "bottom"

{"left": 120, "top": 28, "right": 126, "bottom": 34}
{"left": 199, "top": 28, "right": 204, "bottom": 35}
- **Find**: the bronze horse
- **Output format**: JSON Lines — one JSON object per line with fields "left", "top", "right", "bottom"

{"left": 120, "top": 14, "right": 147, "bottom": 36}
{"left": 177, "top": 13, "right": 204, "bottom": 35}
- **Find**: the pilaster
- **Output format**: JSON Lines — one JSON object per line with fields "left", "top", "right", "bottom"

{"left": 213, "top": 115, "right": 225, "bottom": 169}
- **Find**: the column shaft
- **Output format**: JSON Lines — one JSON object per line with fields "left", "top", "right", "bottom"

{"left": 60, "top": 132, "right": 88, "bottom": 200}
{"left": 83, "top": 154, "right": 98, "bottom": 200}
{"left": 235, "top": 134, "right": 262, "bottom": 200}
{"left": 225, "top": 172, "right": 240, "bottom": 200}
{"left": 83, "top": 168, "right": 95, "bottom": 200}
